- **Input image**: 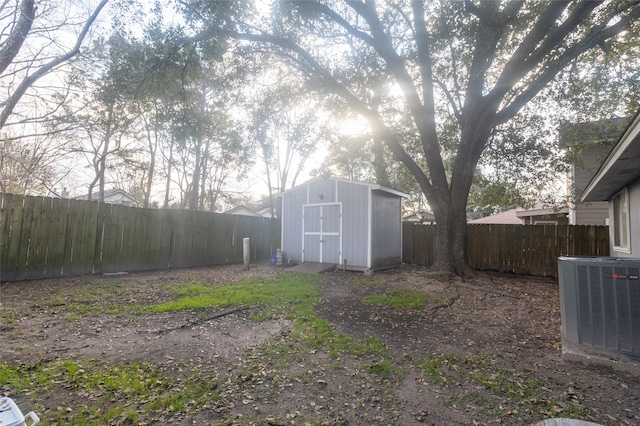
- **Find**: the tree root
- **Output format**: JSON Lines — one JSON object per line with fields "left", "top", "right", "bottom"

{"left": 427, "top": 287, "right": 460, "bottom": 319}
{"left": 155, "top": 306, "right": 253, "bottom": 334}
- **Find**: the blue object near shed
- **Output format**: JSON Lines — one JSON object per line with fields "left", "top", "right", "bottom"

{"left": 280, "top": 177, "right": 407, "bottom": 272}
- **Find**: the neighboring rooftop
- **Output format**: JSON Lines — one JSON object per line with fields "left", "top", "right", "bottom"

{"left": 468, "top": 208, "right": 523, "bottom": 225}
{"left": 468, "top": 203, "right": 569, "bottom": 225}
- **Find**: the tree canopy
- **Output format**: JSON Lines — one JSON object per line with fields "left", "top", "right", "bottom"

{"left": 183, "top": 0, "right": 640, "bottom": 273}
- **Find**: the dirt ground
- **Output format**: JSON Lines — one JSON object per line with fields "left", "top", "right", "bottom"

{"left": 1, "top": 263, "right": 639, "bottom": 425}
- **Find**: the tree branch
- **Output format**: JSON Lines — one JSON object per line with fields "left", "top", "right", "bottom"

{"left": 490, "top": 1, "right": 587, "bottom": 101}
{"left": 495, "top": 2, "right": 640, "bottom": 124}
{"left": 410, "top": 0, "right": 449, "bottom": 200}
{"left": 229, "top": 28, "right": 437, "bottom": 203}
{"left": 0, "top": 0, "right": 109, "bottom": 129}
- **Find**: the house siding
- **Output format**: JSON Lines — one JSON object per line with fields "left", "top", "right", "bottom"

{"left": 573, "top": 144, "right": 611, "bottom": 225}
{"left": 610, "top": 178, "right": 640, "bottom": 258}
{"left": 575, "top": 202, "right": 609, "bottom": 226}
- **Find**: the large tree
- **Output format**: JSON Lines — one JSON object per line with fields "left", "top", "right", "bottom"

{"left": 186, "top": 0, "right": 640, "bottom": 274}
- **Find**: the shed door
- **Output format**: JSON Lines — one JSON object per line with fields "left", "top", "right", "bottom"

{"left": 303, "top": 204, "right": 341, "bottom": 264}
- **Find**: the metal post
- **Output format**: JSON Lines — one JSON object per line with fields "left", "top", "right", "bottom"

{"left": 243, "top": 238, "right": 250, "bottom": 270}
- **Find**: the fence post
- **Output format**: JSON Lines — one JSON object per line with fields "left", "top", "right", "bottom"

{"left": 243, "top": 237, "right": 250, "bottom": 270}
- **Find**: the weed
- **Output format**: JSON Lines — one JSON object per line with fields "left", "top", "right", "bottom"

{"left": 366, "top": 361, "right": 397, "bottom": 377}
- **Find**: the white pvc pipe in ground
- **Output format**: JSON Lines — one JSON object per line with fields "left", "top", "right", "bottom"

{"left": 243, "top": 238, "right": 250, "bottom": 270}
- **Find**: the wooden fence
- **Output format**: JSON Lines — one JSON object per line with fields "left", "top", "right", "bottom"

{"left": 0, "top": 193, "right": 280, "bottom": 282}
{"left": 403, "top": 223, "right": 610, "bottom": 277}
{"left": 1, "top": 192, "right": 611, "bottom": 282}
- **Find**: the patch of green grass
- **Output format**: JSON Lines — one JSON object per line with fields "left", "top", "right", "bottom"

{"left": 364, "top": 289, "right": 431, "bottom": 309}
{"left": 154, "top": 274, "right": 320, "bottom": 319}
{"left": 0, "top": 309, "right": 20, "bottom": 325}
{"left": 366, "top": 360, "right": 402, "bottom": 378}
{"left": 416, "top": 353, "right": 584, "bottom": 420}
{"left": 2, "top": 359, "right": 219, "bottom": 426}
{"left": 156, "top": 273, "right": 389, "bottom": 359}
{"left": 293, "top": 315, "right": 388, "bottom": 358}
{"left": 0, "top": 362, "right": 48, "bottom": 393}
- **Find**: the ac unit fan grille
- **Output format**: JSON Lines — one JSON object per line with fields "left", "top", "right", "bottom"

{"left": 575, "top": 264, "right": 640, "bottom": 357}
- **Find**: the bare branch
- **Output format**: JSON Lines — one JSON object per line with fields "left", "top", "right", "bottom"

{"left": 0, "top": 0, "right": 109, "bottom": 129}
{"left": 495, "top": 2, "right": 640, "bottom": 124}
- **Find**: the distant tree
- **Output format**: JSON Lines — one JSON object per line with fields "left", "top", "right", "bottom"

{"left": 250, "top": 83, "right": 334, "bottom": 217}
{"left": 0, "top": 130, "right": 67, "bottom": 195}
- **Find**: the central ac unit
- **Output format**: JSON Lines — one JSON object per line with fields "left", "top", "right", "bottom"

{"left": 558, "top": 256, "right": 640, "bottom": 363}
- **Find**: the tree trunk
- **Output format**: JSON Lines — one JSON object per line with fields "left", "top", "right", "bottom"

{"left": 163, "top": 138, "right": 174, "bottom": 209}
{"left": 430, "top": 124, "right": 488, "bottom": 275}
{"left": 371, "top": 135, "right": 391, "bottom": 188}
{"left": 431, "top": 201, "right": 471, "bottom": 275}
{"left": 189, "top": 138, "right": 201, "bottom": 210}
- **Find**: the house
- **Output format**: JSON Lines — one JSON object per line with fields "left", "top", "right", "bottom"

{"left": 280, "top": 177, "right": 407, "bottom": 272}
{"left": 74, "top": 188, "right": 141, "bottom": 207}
{"left": 402, "top": 210, "right": 436, "bottom": 224}
{"left": 581, "top": 110, "right": 640, "bottom": 257}
{"left": 224, "top": 205, "right": 263, "bottom": 217}
{"left": 515, "top": 203, "right": 569, "bottom": 225}
{"left": 561, "top": 118, "right": 627, "bottom": 225}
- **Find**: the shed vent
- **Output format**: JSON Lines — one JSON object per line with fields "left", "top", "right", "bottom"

{"left": 558, "top": 257, "right": 640, "bottom": 362}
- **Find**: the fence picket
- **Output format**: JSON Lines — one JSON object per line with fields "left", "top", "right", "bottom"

{"left": 403, "top": 222, "right": 610, "bottom": 277}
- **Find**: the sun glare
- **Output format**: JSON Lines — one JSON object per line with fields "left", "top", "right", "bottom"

{"left": 339, "top": 116, "right": 370, "bottom": 137}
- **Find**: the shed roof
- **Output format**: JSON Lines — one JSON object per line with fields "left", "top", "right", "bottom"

{"left": 281, "top": 177, "right": 409, "bottom": 198}
{"left": 582, "top": 110, "right": 640, "bottom": 202}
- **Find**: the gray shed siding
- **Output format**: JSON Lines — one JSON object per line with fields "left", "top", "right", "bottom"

{"left": 610, "top": 179, "right": 640, "bottom": 258}
{"left": 308, "top": 179, "right": 336, "bottom": 203}
{"left": 281, "top": 184, "right": 307, "bottom": 262}
{"left": 281, "top": 178, "right": 404, "bottom": 270}
{"left": 370, "top": 191, "right": 402, "bottom": 267}
{"left": 338, "top": 181, "right": 369, "bottom": 268}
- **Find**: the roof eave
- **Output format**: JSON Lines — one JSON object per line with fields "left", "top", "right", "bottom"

{"left": 582, "top": 110, "right": 640, "bottom": 202}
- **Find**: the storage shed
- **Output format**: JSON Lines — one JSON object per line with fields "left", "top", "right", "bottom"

{"left": 281, "top": 177, "right": 407, "bottom": 272}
